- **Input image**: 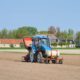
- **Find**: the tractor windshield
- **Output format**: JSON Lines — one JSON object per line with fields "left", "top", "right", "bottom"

{"left": 41, "top": 38, "right": 50, "bottom": 46}
{"left": 32, "top": 38, "right": 50, "bottom": 47}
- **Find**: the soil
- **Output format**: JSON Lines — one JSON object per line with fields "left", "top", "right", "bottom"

{"left": 0, "top": 52, "right": 80, "bottom": 80}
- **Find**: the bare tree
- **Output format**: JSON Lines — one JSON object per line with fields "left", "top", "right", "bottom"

{"left": 48, "top": 26, "right": 57, "bottom": 35}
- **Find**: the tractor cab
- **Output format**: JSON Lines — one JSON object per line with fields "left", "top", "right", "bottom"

{"left": 32, "top": 35, "right": 51, "bottom": 53}
{"left": 32, "top": 36, "right": 50, "bottom": 48}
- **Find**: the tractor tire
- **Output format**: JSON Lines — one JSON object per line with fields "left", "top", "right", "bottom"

{"left": 37, "top": 52, "right": 43, "bottom": 63}
{"left": 30, "top": 53, "right": 34, "bottom": 62}
{"left": 52, "top": 60, "right": 57, "bottom": 64}
{"left": 59, "top": 60, "right": 63, "bottom": 64}
{"left": 44, "top": 59, "right": 50, "bottom": 64}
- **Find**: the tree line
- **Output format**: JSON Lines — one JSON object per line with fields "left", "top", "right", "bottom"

{"left": 0, "top": 26, "right": 80, "bottom": 42}
{"left": 39, "top": 26, "right": 80, "bottom": 42}
{"left": 0, "top": 26, "right": 37, "bottom": 39}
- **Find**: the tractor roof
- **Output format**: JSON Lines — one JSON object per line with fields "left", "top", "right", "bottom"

{"left": 33, "top": 35, "right": 48, "bottom": 39}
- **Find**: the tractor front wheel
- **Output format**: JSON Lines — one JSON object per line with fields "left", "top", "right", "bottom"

{"left": 52, "top": 60, "right": 57, "bottom": 64}
{"left": 59, "top": 60, "right": 63, "bottom": 64}
{"left": 37, "top": 52, "right": 43, "bottom": 63}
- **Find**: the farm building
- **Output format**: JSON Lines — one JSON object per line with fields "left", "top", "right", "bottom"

{"left": 0, "top": 39, "right": 23, "bottom": 48}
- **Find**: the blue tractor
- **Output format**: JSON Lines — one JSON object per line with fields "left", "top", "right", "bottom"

{"left": 23, "top": 35, "right": 63, "bottom": 64}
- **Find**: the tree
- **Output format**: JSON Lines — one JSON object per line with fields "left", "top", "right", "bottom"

{"left": 26, "top": 26, "right": 37, "bottom": 36}
{"left": 60, "top": 31, "right": 68, "bottom": 40}
{"left": 74, "top": 31, "right": 80, "bottom": 46}
{"left": 48, "top": 26, "right": 57, "bottom": 35}
{"left": 8, "top": 30, "right": 17, "bottom": 38}
{"left": 0, "top": 28, "right": 8, "bottom": 38}
{"left": 76, "top": 32, "right": 80, "bottom": 41}
{"left": 0, "top": 31, "right": 1, "bottom": 38}
{"left": 16, "top": 27, "right": 28, "bottom": 38}
{"left": 56, "top": 27, "right": 61, "bottom": 38}
{"left": 38, "top": 31, "right": 48, "bottom": 35}
{"left": 67, "top": 29, "right": 74, "bottom": 40}
{"left": 16, "top": 26, "right": 37, "bottom": 38}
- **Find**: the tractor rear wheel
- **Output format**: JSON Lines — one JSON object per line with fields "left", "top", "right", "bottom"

{"left": 37, "top": 52, "right": 43, "bottom": 63}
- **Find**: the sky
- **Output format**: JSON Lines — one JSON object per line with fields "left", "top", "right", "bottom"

{"left": 0, "top": 0, "right": 80, "bottom": 32}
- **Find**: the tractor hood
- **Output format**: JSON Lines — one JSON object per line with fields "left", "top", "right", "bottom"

{"left": 41, "top": 44, "right": 60, "bottom": 57}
